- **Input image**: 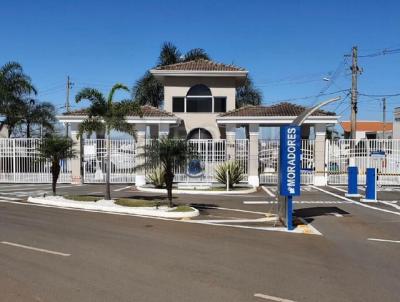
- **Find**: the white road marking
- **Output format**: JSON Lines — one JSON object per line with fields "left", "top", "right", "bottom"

{"left": 379, "top": 200, "right": 400, "bottom": 210}
{"left": 1, "top": 241, "right": 71, "bottom": 257}
{"left": 243, "top": 200, "right": 346, "bottom": 205}
{"left": 113, "top": 186, "right": 131, "bottom": 192}
{"left": 262, "top": 186, "right": 276, "bottom": 197}
{"left": 254, "top": 293, "right": 297, "bottom": 301}
{"left": 197, "top": 206, "right": 267, "bottom": 215}
{"left": 314, "top": 186, "right": 400, "bottom": 217}
{"left": 367, "top": 238, "right": 400, "bottom": 244}
{"left": 0, "top": 196, "right": 22, "bottom": 201}
{"left": 330, "top": 212, "right": 343, "bottom": 217}
{"left": 194, "top": 217, "right": 276, "bottom": 224}
{"left": 298, "top": 217, "right": 322, "bottom": 235}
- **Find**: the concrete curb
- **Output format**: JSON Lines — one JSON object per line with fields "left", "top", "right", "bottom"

{"left": 27, "top": 197, "right": 199, "bottom": 219}
{"left": 136, "top": 186, "right": 257, "bottom": 195}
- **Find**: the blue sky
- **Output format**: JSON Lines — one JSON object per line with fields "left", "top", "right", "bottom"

{"left": 1, "top": 0, "right": 399, "bottom": 122}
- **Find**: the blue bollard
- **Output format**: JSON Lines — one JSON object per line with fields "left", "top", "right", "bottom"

{"left": 361, "top": 168, "right": 378, "bottom": 202}
{"left": 345, "top": 166, "right": 361, "bottom": 197}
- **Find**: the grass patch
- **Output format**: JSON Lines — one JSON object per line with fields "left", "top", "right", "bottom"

{"left": 169, "top": 205, "right": 194, "bottom": 212}
{"left": 64, "top": 195, "right": 100, "bottom": 202}
{"left": 115, "top": 198, "right": 168, "bottom": 207}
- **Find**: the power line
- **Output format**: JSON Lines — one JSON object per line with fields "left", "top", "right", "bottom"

{"left": 346, "top": 47, "right": 400, "bottom": 58}
{"left": 359, "top": 92, "right": 400, "bottom": 98}
{"left": 263, "top": 89, "right": 349, "bottom": 104}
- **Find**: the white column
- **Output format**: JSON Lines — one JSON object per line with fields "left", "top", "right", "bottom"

{"left": 135, "top": 124, "right": 147, "bottom": 187}
{"left": 226, "top": 124, "right": 236, "bottom": 161}
{"left": 313, "top": 124, "right": 327, "bottom": 186}
{"left": 70, "top": 123, "right": 82, "bottom": 185}
{"left": 248, "top": 124, "right": 259, "bottom": 187}
{"left": 159, "top": 124, "right": 170, "bottom": 138}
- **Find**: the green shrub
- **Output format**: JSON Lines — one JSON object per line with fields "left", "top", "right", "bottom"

{"left": 147, "top": 167, "right": 166, "bottom": 188}
{"left": 215, "top": 161, "right": 244, "bottom": 189}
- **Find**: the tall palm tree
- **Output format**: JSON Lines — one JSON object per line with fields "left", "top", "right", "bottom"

{"left": 235, "top": 77, "right": 262, "bottom": 107}
{"left": 17, "top": 99, "right": 56, "bottom": 138}
{"left": 0, "top": 62, "right": 37, "bottom": 137}
{"left": 140, "top": 138, "right": 196, "bottom": 207}
{"left": 132, "top": 42, "right": 211, "bottom": 107}
{"left": 37, "top": 135, "right": 77, "bottom": 196}
{"left": 75, "top": 84, "right": 141, "bottom": 200}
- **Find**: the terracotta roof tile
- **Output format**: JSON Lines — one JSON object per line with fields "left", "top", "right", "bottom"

{"left": 219, "top": 102, "right": 336, "bottom": 117}
{"left": 341, "top": 121, "right": 393, "bottom": 132}
{"left": 155, "top": 59, "right": 245, "bottom": 72}
{"left": 63, "top": 105, "right": 176, "bottom": 118}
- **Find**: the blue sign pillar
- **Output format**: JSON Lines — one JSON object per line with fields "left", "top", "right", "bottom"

{"left": 345, "top": 166, "right": 361, "bottom": 197}
{"left": 361, "top": 168, "right": 378, "bottom": 202}
{"left": 279, "top": 125, "right": 301, "bottom": 230}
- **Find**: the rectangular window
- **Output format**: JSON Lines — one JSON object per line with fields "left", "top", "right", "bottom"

{"left": 172, "top": 97, "right": 185, "bottom": 112}
{"left": 214, "top": 97, "right": 227, "bottom": 112}
{"left": 186, "top": 97, "right": 212, "bottom": 112}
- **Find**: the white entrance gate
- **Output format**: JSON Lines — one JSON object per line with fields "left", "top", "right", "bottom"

{"left": 83, "top": 139, "right": 136, "bottom": 183}
{"left": 0, "top": 138, "right": 72, "bottom": 183}
{"left": 259, "top": 139, "right": 315, "bottom": 184}
{"left": 327, "top": 139, "right": 400, "bottom": 185}
{"left": 173, "top": 139, "right": 227, "bottom": 182}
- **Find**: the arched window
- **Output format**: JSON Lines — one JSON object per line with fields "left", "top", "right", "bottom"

{"left": 186, "top": 84, "right": 212, "bottom": 112}
{"left": 171, "top": 84, "right": 227, "bottom": 113}
{"left": 186, "top": 84, "right": 212, "bottom": 96}
{"left": 187, "top": 128, "right": 212, "bottom": 140}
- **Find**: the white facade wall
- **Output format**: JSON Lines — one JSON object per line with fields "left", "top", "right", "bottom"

{"left": 163, "top": 76, "right": 236, "bottom": 139}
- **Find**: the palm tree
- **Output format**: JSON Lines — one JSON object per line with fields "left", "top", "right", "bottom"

{"left": 18, "top": 99, "right": 56, "bottom": 138}
{"left": 0, "top": 62, "right": 37, "bottom": 137}
{"left": 75, "top": 84, "right": 141, "bottom": 200}
{"left": 37, "top": 135, "right": 77, "bottom": 196}
{"left": 132, "top": 42, "right": 211, "bottom": 107}
{"left": 141, "top": 138, "right": 196, "bottom": 207}
{"left": 236, "top": 77, "right": 262, "bottom": 108}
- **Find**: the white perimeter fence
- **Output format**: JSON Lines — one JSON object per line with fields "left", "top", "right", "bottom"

{"left": 0, "top": 138, "right": 71, "bottom": 183}
{"left": 1, "top": 138, "right": 399, "bottom": 186}
{"left": 327, "top": 139, "right": 400, "bottom": 185}
{"left": 259, "top": 139, "right": 315, "bottom": 185}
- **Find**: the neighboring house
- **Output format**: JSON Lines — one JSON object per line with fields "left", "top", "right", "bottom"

{"left": 340, "top": 121, "right": 393, "bottom": 139}
{"left": 394, "top": 107, "right": 400, "bottom": 139}
{"left": 58, "top": 59, "right": 340, "bottom": 186}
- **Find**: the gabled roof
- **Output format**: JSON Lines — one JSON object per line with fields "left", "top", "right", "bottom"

{"left": 341, "top": 121, "right": 393, "bottom": 132}
{"left": 63, "top": 105, "right": 176, "bottom": 118}
{"left": 154, "top": 59, "right": 246, "bottom": 72}
{"left": 219, "top": 102, "right": 336, "bottom": 117}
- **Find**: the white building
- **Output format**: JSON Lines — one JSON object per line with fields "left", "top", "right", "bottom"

{"left": 59, "top": 59, "right": 340, "bottom": 187}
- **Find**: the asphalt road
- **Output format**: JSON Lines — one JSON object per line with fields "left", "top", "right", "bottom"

{"left": 0, "top": 183, "right": 400, "bottom": 302}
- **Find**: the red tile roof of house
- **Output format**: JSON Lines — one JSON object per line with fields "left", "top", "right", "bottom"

{"left": 219, "top": 102, "right": 336, "bottom": 117}
{"left": 63, "top": 105, "right": 176, "bottom": 118}
{"left": 341, "top": 121, "right": 393, "bottom": 132}
{"left": 155, "top": 59, "right": 245, "bottom": 72}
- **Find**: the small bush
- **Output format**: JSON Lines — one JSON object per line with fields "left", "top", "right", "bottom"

{"left": 147, "top": 167, "right": 166, "bottom": 188}
{"left": 215, "top": 161, "right": 244, "bottom": 189}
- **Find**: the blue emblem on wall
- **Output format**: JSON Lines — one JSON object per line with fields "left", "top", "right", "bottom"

{"left": 187, "top": 159, "right": 204, "bottom": 177}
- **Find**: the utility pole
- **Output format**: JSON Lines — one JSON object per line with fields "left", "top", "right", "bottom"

{"left": 350, "top": 46, "right": 361, "bottom": 139}
{"left": 382, "top": 97, "right": 386, "bottom": 138}
{"left": 65, "top": 76, "right": 73, "bottom": 136}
